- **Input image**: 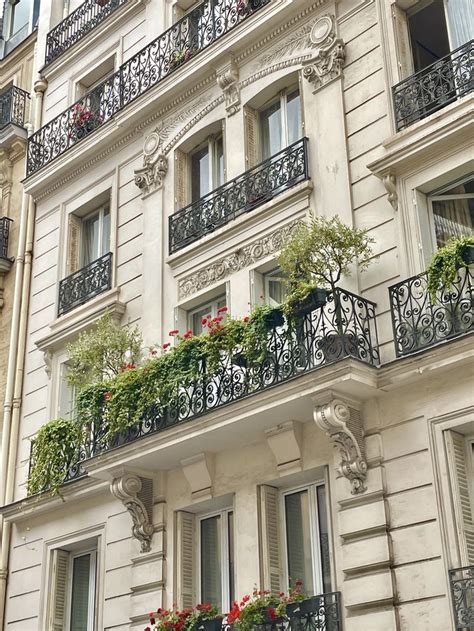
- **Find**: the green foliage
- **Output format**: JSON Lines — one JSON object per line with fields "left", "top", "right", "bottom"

{"left": 228, "top": 590, "right": 280, "bottom": 631}
{"left": 426, "top": 235, "right": 474, "bottom": 301}
{"left": 27, "top": 418, "right": 82, "bottom": 496}
{"left": 66, "top": 312, "right": 142, "bottom": 390}
{"left": 281, "top": 279, "right": 318, "bottom": 321}
{"left": 279, "top": 215, "right": 375, "bottom": 294}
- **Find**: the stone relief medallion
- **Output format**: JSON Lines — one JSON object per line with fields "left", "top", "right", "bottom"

{"left": 303, "top": 14, "right": 345, "bottom": 93}
{"left": 143, "top": 131, "right": 161, "bottom": 156}
{"left": 310, "top": 15, "right": 334, "bottom": 46}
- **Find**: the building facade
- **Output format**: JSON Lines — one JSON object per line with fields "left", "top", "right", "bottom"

{"left": 0, "top": 0, "right": 472, "bottom": 630}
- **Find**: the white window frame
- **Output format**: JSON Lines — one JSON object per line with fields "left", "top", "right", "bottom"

{"left": 187, "top": 294, "right": 227, "bottom": 335}
{"left": 6, "top": 0, "right": 33, "bottom": 40}
{"left": 58, "top": 360, "right": 76, "bottom": 420}
{"left": 263, "top": 267, "right": 288, "bottom": 308}
{"left": 197, "top": 508, "right": 234, "bottom": 612}
{"left": 427, "top": 174, "right": 474, "bottom": 251}
{"left": 259, "top": 88, "right": 301, "bottom": 159}
{"left": 189, "top": 135, "right": 224, "bottom": 201}
{"left": 280, "top": 481, "right": 326, "bottom": 595}
{"left": 66, "top": 548, "right": 97, "bottom": 631}
{"left": 80, "top": 204, "right": 110, "bottom": 267}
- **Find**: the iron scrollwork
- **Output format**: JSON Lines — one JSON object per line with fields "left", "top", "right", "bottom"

{"left": 57, "top": 252, "right": 113, "bottom": 317}
{"left": 449, "top": 565, "right": 474, "bottom": 630}
{"left": 0, "top": 86, "right": 29, "bottom": 129}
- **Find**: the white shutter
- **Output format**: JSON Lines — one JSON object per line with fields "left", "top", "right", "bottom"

{"left": 176, "top": 511, "right": 195, "bottom": 608}
{"left": 445, "top": 430, "right": 474, "bottom": 564}
{"left": 49, "top": 548, "right": 70, "bottom": 631}
{"left": 67, "top": 214, "right": 82, "bottom": 274}
{"left": 175, "top": 149, "right": 189, "bottom": 210}
{"left": 258, "top": 485, "right": 281, "bottom": 593}
{"left": 244, "top": 105, "right": 259, "bottom": 169}
{"left": 391, "top": 5, "right": 414, "bottom": 80}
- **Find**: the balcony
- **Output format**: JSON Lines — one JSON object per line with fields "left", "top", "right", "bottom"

{"left": 169, "top": 138, "right": 309, "bottom": 254}
{"left": 27, "top": 0, "right": 272, "bottom": 176}
{"left": 45, "top": 0, "right": 128, "bottom": 66}
{"left": 0, "top": 86, "right": 29, "bottom": 130}
{"left": 393, "top": 39, "right": 473, "bottom": 132}
{"left": 450, "top": 565, "right": 474, "bottom": 630}
{"left": 389, "top": 265, "right": 473, "bottom": 357}
{"left": 57, "top": 252, "right": 112, "bottom": 317}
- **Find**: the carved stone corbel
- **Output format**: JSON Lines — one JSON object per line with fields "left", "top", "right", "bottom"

{"left": 313, "top": 398, "right": 367, "bottom": 495}
{"left": 382, "top": 173, "right": 398, "bottom": 211}
{"left": 111, "top": 473, "right": 155, "bottom": 553}
{"left": 43, "top": 350, "right": 53, "bottom": 378}
{"left": 134, "top": 131, "right": 168, "bottom": 197}
{"left": 303, "top": 15, "right": 345, "bottom": 93}
{"left": 216, "top": 58, "right": 240, "bottom": 116}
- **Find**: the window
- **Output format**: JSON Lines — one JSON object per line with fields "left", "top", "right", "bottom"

{"left": 49, "top": 545, "right": 97, "bottom": 631}
{"left": 188, "top": 295, "right": 227, "bottom": 335}
{"left": 260, "top": 90, "right": 302, "bottom": 160}
{"left": 263, "top": 268, "right": 288, "bottom": 307}
{"left": 428, "top": 176, "right": 474, "bottom": 248}
{"left": 7, "top": 0, "right": 31, "bottom": 38}
{"left": 199, "top": 510, "right": 234, "bottom": 610}
{"left": 67, "top": 205, "right": 110, "bottom": 274}
{"left": 191, "top": 136, "right": 224, "bottom": 202}
{"left": 58, "top": 362, "right": 76, "bottom": 420}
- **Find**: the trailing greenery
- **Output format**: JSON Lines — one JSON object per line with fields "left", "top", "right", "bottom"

{"left": 426, "top": 235, "right": 474, "bottom": 301}
{"left": 27, "top": 418, "right": 82, "bottom": 496}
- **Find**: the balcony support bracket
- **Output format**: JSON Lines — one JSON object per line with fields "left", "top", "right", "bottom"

{"left": 303, "top": 15, "right": 345, "bottom": 93}
{"left": 110, "top": 473, "right": 155, "bottom": 553}
{"left": 216, "top": 57, "right": 240, "bottom": 116}
{"left": 313, "top": 397, "right": 367, "bottom": 495}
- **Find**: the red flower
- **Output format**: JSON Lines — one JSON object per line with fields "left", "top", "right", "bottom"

{"left": 169, "top": 329, "right": 179, "bottom": 336}
{"left": 295, "top": 579, "right": 303, "bottom": 586}
{"left": 242, "top": 594, "right": 250, "bottom": 603}
{"left": 150, "top": 349, "right": 157, "bottom": 356}
{"left": 243, "top": 316, "right": 249, "bottom": 322}
{"left": 201, "top": 317, "right": 208, "bottom": 326}
{"left": 217, "top": 306, "right": 228, "bottom": 314}
{"left": 103, "top": 391, "right": 112, "bottom": 401}
{"left": 126, "top": 363, "right": 136, "bottom": 370}
{"left": 183, "top": 330, "right": 193, "bottom": 339}
{"left": 145, "top": 627, "right": 151, "bottom": 631}
{"left": 162, "top": 342, "right": 171, "bottom": 350}
{"left": 268, "top": 608, "right": 276, "bottom": 620}
{"left": 150, "top": 618, "right": 156, "bottom": 625}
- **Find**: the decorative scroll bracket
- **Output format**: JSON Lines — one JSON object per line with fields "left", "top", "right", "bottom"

{"left": 110, "top": 473, "right": 155, "bottom": 553}
{"left": 303, "top": 15, "right": 345, "bottom": 93}
{"left": 382, "top": 173, "right": 398, "bottom": 211}
{"left": 313, "top": 398, "right": 367, "bottom": 494}
{"left": 216, "top": 57, "right": 240, "bottom": 116}
{"left": 134, "top": 131, "right": 168, "bottom": 198}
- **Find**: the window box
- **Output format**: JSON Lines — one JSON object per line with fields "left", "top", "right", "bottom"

{"left": 198, "top": 618, "right": 224, "bottom": 631}
{"left": 293, "top": 288, "right": 328, "bottom": 317}
{"left": 463, "top": 244, "right": 474, "bottom": 264}
{"left": 263, "top": 307, "right": 284, "bottom": 329}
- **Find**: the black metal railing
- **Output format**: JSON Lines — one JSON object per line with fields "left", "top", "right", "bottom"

{"left": 450, "top": 565, "right": 474, "bottom": 630}
{"left": 169, "top": 137, "right": 309, "bottom": 254}
{"left": 393, "top": 39, "right": 474, "bottom": 131}
{"left": 0, "top": 86, "right": 29, "bottom": 129}
{"left": 0, "top": 217, "right": 13, "bottom": 260}
{"left": 27, "top": 0, "right": 272, "bottom": 175}
{"left": 45, "top": 0, "right": 128, "bottom": 65}
{"left": 57, "top": 252, "right": 112, "bottom": 316}
{"left": 389, "top": 266, "right": 473, "bottom": 357}
{"left": 57, "top": 288, "right": 378, "bottom": 483}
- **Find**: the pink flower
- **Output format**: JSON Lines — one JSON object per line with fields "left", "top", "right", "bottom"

{"left": 243, "top": 316, "right": 249, "bottom": 322}
{"left": 169, "top": 329, "right": 179, "bottom": 336}
{"left": 162, "top": 342, "right": 171, "bottom": 350}
{"left": 201, "top": 317, "right": 208, "bottom": 326}
{"left": 183, "top": 330, "right": 193, "bottom": 339}
{"left": 217, "top": 306, "right": 228, "bottom": 314}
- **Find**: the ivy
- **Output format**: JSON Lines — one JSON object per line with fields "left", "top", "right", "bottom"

{"left": 426, "top": 235, "right": 474, "bottom": 301}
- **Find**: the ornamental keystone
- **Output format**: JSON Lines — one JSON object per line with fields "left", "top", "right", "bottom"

{"left": 303, "top": 15, "right": 345, "bottom": 92}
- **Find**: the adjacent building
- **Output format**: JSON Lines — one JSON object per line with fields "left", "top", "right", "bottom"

{"left": 0, "top": 0, "right": 472, "bottom": 630}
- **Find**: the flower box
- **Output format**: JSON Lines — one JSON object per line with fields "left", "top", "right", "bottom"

{"left": 293, "top": 288, "right": 328, "bottom": 316}
{"left": 96, "top": 0, "right": 110, "bottom": 6}
{"left": 263, "top": 307, "right": 284, "bottom": 329}
{"left": 198, "top": 617, "right": 224, "bottom": 631}
{"left": 462, "top": 244, "right": 474, "bottom": 264}
{"left": 232, "top": 352, "right": 248, "bottom": 368}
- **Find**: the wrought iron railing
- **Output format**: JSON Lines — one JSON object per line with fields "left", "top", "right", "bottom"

{"left": 0, "top": 86, "right": 29, "bottom": 129}
{"left": 169, "top": 137, "right": 309, "bottom": 254}
{"left": 57, "top": 252, "right": 112, "bottom": 316}
{"left": 57, "top": 288, "right": 378, "bottom": 483}
{"left": 389, "top": 266, "right": 473, "bottom": 357}
{"left": 27, "top": 0, "right": 272, "bottom": 175}
{"left": 450, "top": 566, "right": 474, "bottom": 630}
{"left": 393, "top": 39, "right": 474, "bottom": 131}
{"left": 0, "top": 217, "right": 13, "bottom": 260}
{"left": 45, "top": 0, "right": 128, "bottom": 65}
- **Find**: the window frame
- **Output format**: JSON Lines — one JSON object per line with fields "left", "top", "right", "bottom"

{"left": 259, "top": 88, "right": 302, "bottom": 161}
{"left": 426, "top": 174, "right": 474, "bottom": 250}
{"left": 263, "top": 267, "right": 288, "bottom": 308}
{"left": 189, "top": 134, "right": 224, "bottom": 202}
{"left": 66, "top": 547, "right": 97, "bottom": 631}
{"left": 80, "top": 204, "right": 111, "bottom": 267}
{"left": 6, "top": 0, "right": 33, "bottom": 40}
{"left": 187, "top": 295, "right": 227, "bottom": 335}
{"left": 197, "top": 507, "right": 234, "bottom": 612}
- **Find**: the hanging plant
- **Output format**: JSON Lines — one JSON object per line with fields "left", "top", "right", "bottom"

{"left": 426, "top": 235, "right": 474, "bottom": 301}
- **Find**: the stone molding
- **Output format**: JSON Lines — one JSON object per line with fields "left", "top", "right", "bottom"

{"left": 302, "top": 15, "right": 345, "bottom": 92}
{"left": 216, "top": 57, "right": 240, "bottom": 116}
{"left": 181, "top": 453, "right": 214, "bottom": 500}
{"left": 110, "top": 473, "right": 155, "bottom": 553}
{"left": 313, "top": 398, "right": 367, "bottom": 494}
{"left": 134, "top": 131, "right": 168, "bottom": 198}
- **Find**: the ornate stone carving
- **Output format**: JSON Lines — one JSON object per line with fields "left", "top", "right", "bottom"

{"left": 43, "top": 350, "right": 53, "bottom": 378}
{"left": 178, "top": 219, "right": 301, "bottom": 299}
{"left": 111, "top": 474, "right": 155, "bottom": 553}
{"left": 382, "top": 173, "right": 398, "bottom": 212}
{"left": 303, "top": 15, "right": 345, "bottom": 92}
{"left": 217, "top": 59, "right": 240, "bottom": 116}
{"left": 313, "top": 398, "right": 367, "bottom": 495}
{"left": 134, "top": 131, "right": 168, "bottom": 197}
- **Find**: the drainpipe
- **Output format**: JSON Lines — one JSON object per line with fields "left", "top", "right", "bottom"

{"left": 0, "top": 76, "right": 47, "bottom": 626}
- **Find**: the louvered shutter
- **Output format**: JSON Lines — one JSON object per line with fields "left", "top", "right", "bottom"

{"left": 445, "top": 430, "right": 474, "bottom": 564}
{"left": 175, "top": 149, "right": 189, "bottom": 211}
{"left": 391, "top": 5, "right": 414, "bottom": 80}
{"left": 176, "top": 511, "right": 195, "bottom": 608}
{"left": 66, "top": 214, "right": 82, "bottom": 274}
{"left": 258, "top": 485, "right": 281, "bottom": 593}
{"left": 49, "top": 548, "right": 70, "bottom": 631}
{"left": 244, "top": 105, "right": 259, "bottom": 169}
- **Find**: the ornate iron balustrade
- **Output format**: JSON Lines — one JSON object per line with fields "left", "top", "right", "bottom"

{"left": 45, "top": 0, "right": 128, "bottom": 65}
{"left": 169, "top": 137, "right": 309, "bottom": 254}
{"left": 0, "top": 217, "right": 13, "bottom": 260}
{"left": 393, "top": 39, "right": 474, "bottom": 131}
{"left": 57, "top": 252, "right": 112, "bottom": 317}
{"left": 389, "top": 266, "right": 473, "bottom": 357}
{"left": 0, "top": 86, "right": 29, "bottom": 129}
{"left": 450, "top": 566, "right": 474, "bottom": 630}
{"left": 27, "top": 0, "right": 272, "bottom": 175}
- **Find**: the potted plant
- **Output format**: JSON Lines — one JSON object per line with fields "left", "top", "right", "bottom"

{"left": 69, "top": 103, "right": 102, "bottom": 141}
{"left": 194, "top": 604, "right": 223, "bottom": 631}
{"left": 426, "top": 235, "right": 474, "bottom": 301}
{"left": 228, "top": 590, "right": 282, "bottom": 631}
{"left": 279, "top": 215, "right": 375, "bottom": 361}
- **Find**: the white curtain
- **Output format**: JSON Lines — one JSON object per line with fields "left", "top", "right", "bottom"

{"left": 444, "top": 0, "right": 474, "bottom": 49}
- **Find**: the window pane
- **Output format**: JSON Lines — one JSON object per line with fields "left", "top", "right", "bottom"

{"left": 192, "top": 304, "right": 212, "bottom": 335}
{"left": 286, "top": 91, "right": 302, "bottom": 145}
{"left": 191, "top": 146, "right": 210, "bottom": 201}
{"left": 261, "top": 100, "right": 282, "bottom": 160}
{"left": 215, "top": 137, "right": 225, "bottom": 188}
{"left": 201, "top": 515, "right": 222, "bottom": 609}
{"left": 10, "top": 0, "right": 31, "bottom": 37}
{"left": 82, "top": 213, "right": 100, "bottom": 266}
{"left": 59, "top": 364, "right": 75, "bottom": 420}
{"left": 285, "top": 490, "right": 313, "bottom": 594}
{"left": 70, "top": 554, "right": 91, "bottom": 631}
{"left": 316, "top": 485, "right": 331, "bottom": 594}
{"left": 432, "top": 198, "right": 474, "bottom": 246}
{"left": 228, "top": 511, "right": 235, "bottom": 606}
{"left": 101, "top": 207, "right": 110, "bottom": 256}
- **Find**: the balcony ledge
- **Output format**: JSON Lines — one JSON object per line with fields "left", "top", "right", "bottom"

{"left": 369, "top": 94, "right": 473, "bottom": 178}
{"left": 0, "top": 123, "right": 27, "bottom": 151}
